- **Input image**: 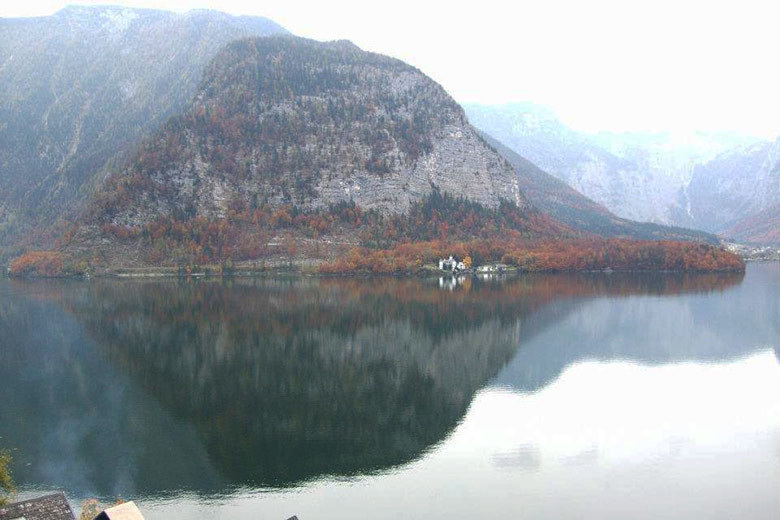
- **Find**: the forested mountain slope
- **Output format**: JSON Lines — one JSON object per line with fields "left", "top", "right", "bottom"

{"left": 0, "top": 5, "right": 288, "bottom": 252}
{"left": 86, "top": 35, "right": 527, "bottom": 229}
{"left": 722, "top": 204, "right": 780, "bottom": 244}
{"left": 37, "top": 34, "right": 558, "bottom": 268}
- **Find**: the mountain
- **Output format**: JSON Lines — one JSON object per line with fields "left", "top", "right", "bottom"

{"left": 464, "top": 103, "right": 765, "bottom": 228}
{"left": 480, "top": 133, "right": 717, "bottom": 243}
{"left": 0, "top": 5, "right": 288, "bottom": 252}
{"left": 721, "top": 205, "right": 780, "bottom": 244}
{"left": 687, "top": 138, "right": 780, "bottom": 235}
{"left": 464, "top": 102, "right": 683, "bottom": 224}
{"left": 85, "top": 35, "right": 526, "bottom": 233}
{"left": 56, "top": 35, "right": 742, "bottom": 273}
{"left": 2, "top": 14, "right": 743, "bottom": 272}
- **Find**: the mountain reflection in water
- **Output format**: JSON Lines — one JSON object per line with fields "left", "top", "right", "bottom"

{"left": 0, "top": 268, "right": 764, "bottom": 507}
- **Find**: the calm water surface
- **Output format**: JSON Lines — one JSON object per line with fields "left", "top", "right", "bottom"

{"left": 1, "top": 264, "right": 779, "bottom": 519}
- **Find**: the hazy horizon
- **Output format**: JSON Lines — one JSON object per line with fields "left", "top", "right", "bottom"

{"left": 3, "top": 0, "right": 780, "bottom": 139}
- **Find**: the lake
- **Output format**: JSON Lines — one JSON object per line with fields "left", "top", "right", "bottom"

{"left": 1, "top": 264, "right": 778, "bottom": 519}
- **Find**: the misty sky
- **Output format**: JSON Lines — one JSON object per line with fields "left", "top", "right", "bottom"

{"left": 4, "top": 0, "right": 780, "bottom": 138}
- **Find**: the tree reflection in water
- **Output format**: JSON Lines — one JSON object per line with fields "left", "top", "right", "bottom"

{"left": 0, "top": 271, "right": 744, "bottom": 499}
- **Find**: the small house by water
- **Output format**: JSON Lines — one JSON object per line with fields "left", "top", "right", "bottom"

{"left": 439, "top": 256, "right": 466, "bottom": 272}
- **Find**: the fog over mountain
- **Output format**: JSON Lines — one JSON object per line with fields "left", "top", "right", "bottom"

{"left": 479, "top": 132, "right": 715, "bottom": 243}
{"left": 466, "top": 103, "right": 779, "bottom": 244}
{"left": 8, "top": 1, "right": 780, "bottom": 140}
{"left": 0, "top": 5, "right": 287, "bottom": 249}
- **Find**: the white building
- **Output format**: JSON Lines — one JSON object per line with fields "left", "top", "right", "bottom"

{"left": 439, "top": 256, "right": 467, "bottom": 272}
{"left": 439, "top": 256, "right": 457, "bottom": 271}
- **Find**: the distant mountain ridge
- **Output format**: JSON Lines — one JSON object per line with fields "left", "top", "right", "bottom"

{"left": 688, "top": 138, "right": 780, "bottom": 242}
{"left": 0, "top": 5, "right": 288, "bottom": 251}
{"left": 464, "top": 103, "right": 773, "bottom": 240}
{"left": 480, "top": 133, "right": 717, "bottom": 243}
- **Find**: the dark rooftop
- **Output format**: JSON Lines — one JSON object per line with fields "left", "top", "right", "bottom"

{"left": 0, "top": 493, "right": 75, "bottom": 520}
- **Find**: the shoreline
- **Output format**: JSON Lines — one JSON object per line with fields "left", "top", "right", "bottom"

{"left": 4, "top": 263, "right": 753, "bottom": 280}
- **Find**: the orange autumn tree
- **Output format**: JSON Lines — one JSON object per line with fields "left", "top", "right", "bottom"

{"left": 320, "top": 238, "right": 744, "bottom": 275}
{"left": 88, "top": 181, "right": 743, "bottom": 274}
{"left": 9, "top": 251, "right": 66, "bottom": 277}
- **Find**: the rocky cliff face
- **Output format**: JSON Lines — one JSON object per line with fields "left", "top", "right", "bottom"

{"left": 481, "top": 132, "right": 717, "bottom": 243}
{"left": 90, "top": 36, "right": 526, "bottom": 228}
{"left": 0, "top": 6, "right": 288, "bottom": 249}
{"left": 464, "top": 103, "right": 676, "bottom": 223}
{"left": 464, "top": 103, "right": 766, "bottom": 229}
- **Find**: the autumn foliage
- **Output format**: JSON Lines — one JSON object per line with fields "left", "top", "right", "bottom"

{"left": 319, "top": 238, "right": 745, "bottom": 275}
{"left": 88, "top": 187, "right": 745, "bottom": 274}
{"left": 97, "top": 189, "right": 576, "bottom": 264}
{"left": 9, "top": 251, "right": 67, "bottom": 277}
